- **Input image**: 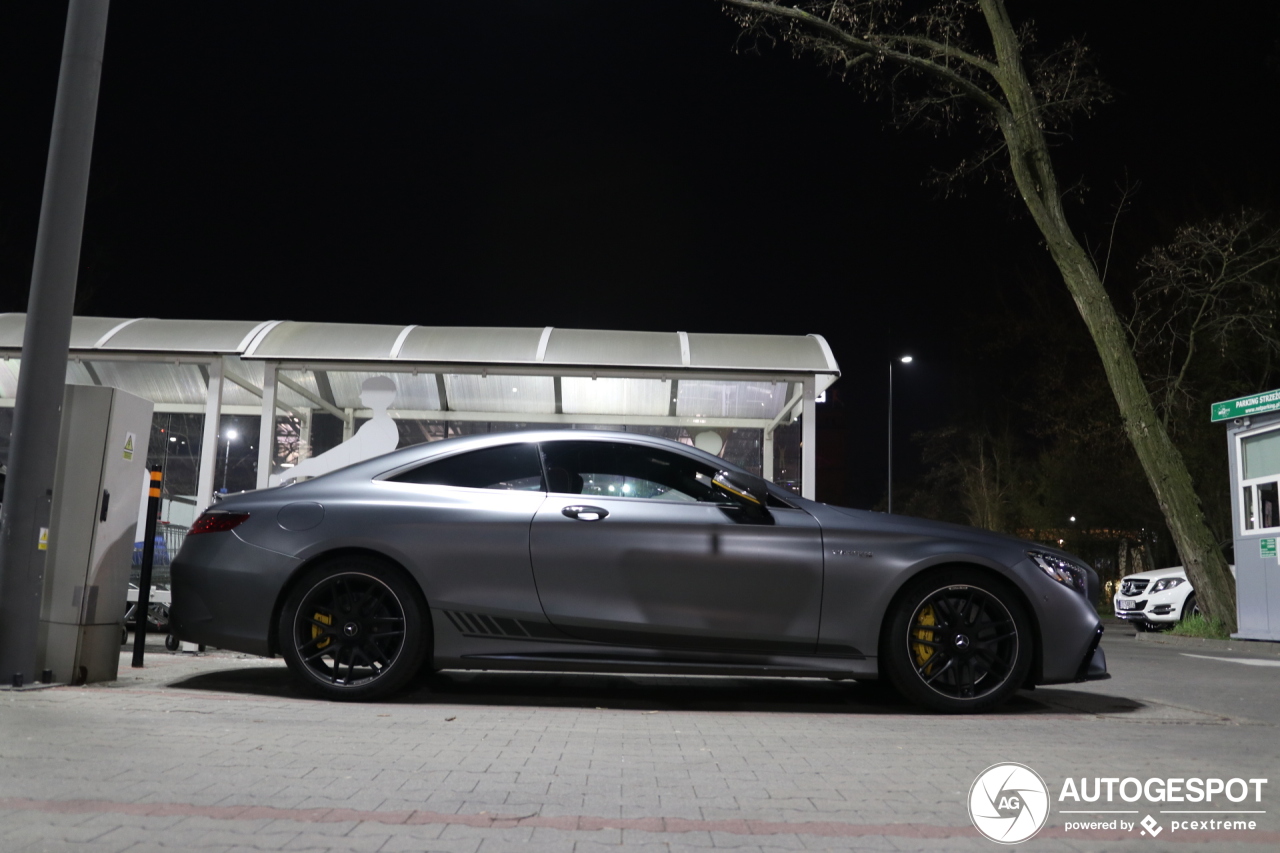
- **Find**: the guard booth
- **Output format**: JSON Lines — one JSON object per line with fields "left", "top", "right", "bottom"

{"left": 1215, "top": 389, "right": 1280, "bottom": 641}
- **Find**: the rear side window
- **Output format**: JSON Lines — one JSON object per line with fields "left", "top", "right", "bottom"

{"left": 388, "top": 443, "right": 545, "bottom": 491}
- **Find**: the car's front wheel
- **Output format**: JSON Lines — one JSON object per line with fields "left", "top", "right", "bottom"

{"left": 883, "top": 569, "right": 1032, "bottom": 713}
{"left": 279, "top": 557, "right": 428, "bottom": 701}
{"left": 1180, "top": 593, "right": 1200, "bottom": 622}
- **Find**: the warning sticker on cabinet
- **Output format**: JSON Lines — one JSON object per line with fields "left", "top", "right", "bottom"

{"left": 123, "top": 432, "right": 136, "bottom": 461}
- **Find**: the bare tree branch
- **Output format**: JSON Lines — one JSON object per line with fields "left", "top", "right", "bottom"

{"left": 723, "top": 1, "right": 1012, "bottom": 117}
{"left": 1130, "top": 210, "right": 1280, "bottom": 427}
{"left": 712, "top": 0, "right": 1237, "bottom": 628}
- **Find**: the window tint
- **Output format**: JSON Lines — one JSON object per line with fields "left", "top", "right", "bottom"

{"left": 541, "top": 441, "right": 724, "bottom": 503}
{"left": 389, "top": 443, "right": 544, "bottom": 491}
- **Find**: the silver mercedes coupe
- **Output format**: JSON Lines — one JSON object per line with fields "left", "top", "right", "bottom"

{"left": 169, "top": 430, "right": 1108, "bottom": 712}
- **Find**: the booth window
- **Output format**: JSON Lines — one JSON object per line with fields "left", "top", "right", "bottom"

{"left": 1241, "top": 426, "right": 1280, "bottom": 532}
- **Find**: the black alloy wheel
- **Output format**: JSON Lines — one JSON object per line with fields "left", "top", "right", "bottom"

{"left": 279, "top": 557, "right": 428, "bottom": 701}
{"left": 884, "top": 569, "right": 1032, "bottom": 713}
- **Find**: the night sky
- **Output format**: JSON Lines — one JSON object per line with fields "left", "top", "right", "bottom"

{"left": 2, "top": 1, "right": 1278, "bottom": 508}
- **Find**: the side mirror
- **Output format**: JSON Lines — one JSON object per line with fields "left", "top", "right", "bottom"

{"left": 712, "top": 470, "right": 771, "bottom": 520}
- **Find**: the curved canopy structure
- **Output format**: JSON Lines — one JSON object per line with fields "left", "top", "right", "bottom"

{"left": 0, "top": 315, "right": 839, "bottom": 509}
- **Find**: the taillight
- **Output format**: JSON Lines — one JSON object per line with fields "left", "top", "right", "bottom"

{"left": 188, "top": 511, "right": 251, "bottom": 536}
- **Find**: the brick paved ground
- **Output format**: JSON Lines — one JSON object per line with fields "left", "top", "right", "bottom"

{"left": 2, "top": 624, "right": 1277, "bottom": 852}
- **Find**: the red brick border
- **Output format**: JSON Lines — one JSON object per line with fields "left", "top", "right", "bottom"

{"left": 2, "top": 797, "right": 1276, "bottom": 843}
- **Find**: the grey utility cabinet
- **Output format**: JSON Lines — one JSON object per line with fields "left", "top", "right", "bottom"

{"left": 38, "top": 384, "right": 153, "bottom": 683}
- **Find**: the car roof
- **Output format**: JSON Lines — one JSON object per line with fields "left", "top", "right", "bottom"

{"left": 301, "top": 429, "right": 755, "bottom": 486}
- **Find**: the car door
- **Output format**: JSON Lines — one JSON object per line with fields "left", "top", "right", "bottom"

{"left": 529, "top": 439, "right": 824, "bottom": 654}
{"left": 375, "top": 441, "right": 549, "bottom": 621}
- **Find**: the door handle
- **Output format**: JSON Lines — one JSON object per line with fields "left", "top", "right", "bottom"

{"left": 562, "top": 505, "right": 609, "bottom": 521}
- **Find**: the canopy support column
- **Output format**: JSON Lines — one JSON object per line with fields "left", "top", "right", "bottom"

{"left": 299, "top": 407, "right": 313, "bottom": 461}
{"left": 801, "top": 376, "right": 816, "bottom": 500}
{"left": 762, "top": 429, "right": 774, "bottom": 482}
{"left": 762, "top": 385, "right": 803, "bottom": 487}
{"left": 256, "top": 362, "right": 278, "bottom": 489}
{"left": 195, "top": 358, "right": 224, "bottom": 511}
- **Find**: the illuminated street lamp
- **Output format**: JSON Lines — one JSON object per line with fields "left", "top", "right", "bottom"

{"left": 888, "top": 355, "right": 913, "bottom": 514}
{"left": 221, "top": 428, "right": 238, "bottom": 493}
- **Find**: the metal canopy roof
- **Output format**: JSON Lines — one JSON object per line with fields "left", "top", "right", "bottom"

{"left": 0, "top": 315, "right": 839, "bottom": 419}
{"left": 0, "top": 315, "right": 838, "bottom": 375}
{"left": 0, "top": 315, "right": 834, "bottom": 503}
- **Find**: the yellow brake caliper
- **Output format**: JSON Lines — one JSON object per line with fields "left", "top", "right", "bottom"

{"left": 313, "top": 612, "right": 332, "bottom": 650}
{"left": 912, "top": 605, "right": 937, "bottom": 674}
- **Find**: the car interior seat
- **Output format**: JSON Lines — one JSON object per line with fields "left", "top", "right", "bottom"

{"left": 546, "top": 467, "right": 584, "bottom": 494}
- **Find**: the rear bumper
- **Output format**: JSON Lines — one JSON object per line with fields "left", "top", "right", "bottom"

{"left": 169, "top": 531, "right": 301, "bottom": 656}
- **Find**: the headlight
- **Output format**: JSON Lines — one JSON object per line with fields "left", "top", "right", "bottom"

{"left": 1027, "top": 551, "right": 1089, "bottom": 595}
{"left": 1151, "top": 578, "right": 1185, "bottom": 593}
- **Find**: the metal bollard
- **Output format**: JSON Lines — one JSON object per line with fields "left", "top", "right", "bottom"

{"left": 131, "top": 466, "right": 162, "bottom": 668}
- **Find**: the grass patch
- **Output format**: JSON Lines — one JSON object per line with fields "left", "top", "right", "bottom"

{"left": 1166, "top": 614, "right": 1232, "bottom": 640}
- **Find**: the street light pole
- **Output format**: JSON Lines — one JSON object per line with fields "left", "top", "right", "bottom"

{"left": 0, "top": 1, "right": 111, "bottom": 686}
{"left": 221, "top": 429, "right": 237, "bottom": 493}
{"left": 888, "top": 355, "right": 913, "bottom": 514}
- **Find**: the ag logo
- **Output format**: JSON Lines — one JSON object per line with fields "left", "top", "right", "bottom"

{"left": 968, "top": 762, "right": 1050, "bottom": 844}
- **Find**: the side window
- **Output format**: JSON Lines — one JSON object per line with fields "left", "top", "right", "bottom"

{"left": 540, "top": 441, "right": 724, "bottom": 503}
{"left": 1241, "top": 428, "right": 1280, "bottom": 532}
{"left": 388, "top": 443, "right": 545, "bottom": 491}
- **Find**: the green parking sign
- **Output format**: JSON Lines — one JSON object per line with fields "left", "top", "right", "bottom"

{"left": 1212, "top": 389, "right": 1280, "bottom": 422}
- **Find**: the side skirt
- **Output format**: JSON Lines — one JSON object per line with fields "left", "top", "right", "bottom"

{"left": 435, "top": 651, "right": 879, "bottom": 680}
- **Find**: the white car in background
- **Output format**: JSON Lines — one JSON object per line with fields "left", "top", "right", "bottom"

{"left": 1112, "top": 565, "right": 1233, "bottom": 631}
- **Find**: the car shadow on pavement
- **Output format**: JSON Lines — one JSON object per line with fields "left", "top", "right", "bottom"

{"left": 167, "top": 667, "right": 1146, "bottom": 717}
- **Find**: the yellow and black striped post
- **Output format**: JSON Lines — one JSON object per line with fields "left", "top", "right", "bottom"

{"left": 131, "top": 466, "right": 163, "bottom": 668}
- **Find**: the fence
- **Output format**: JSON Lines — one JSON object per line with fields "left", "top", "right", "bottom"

{"left": 130, "top": 523, "right": 188, "bottom": 587}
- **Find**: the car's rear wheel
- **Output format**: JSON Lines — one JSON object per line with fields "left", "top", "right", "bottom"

{"left": 883, "top": 569, "right": 1032, "bottom": 713}
{"left": 279, "top": 557, "right": 428, "bottom": 701}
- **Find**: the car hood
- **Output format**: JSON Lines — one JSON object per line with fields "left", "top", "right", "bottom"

{"left": 1120, "top": 566, "right": 1187, "bottom": 582}
{"left": 811, "top": 503, "right": 1086, "bottom": 565}
{"left": 1121, "top": 564, "right": 1236, "bottom": 582}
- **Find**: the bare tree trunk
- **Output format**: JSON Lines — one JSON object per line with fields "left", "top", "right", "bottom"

{"left": 976, "top": 0, "right": 1236, "bottom": 630}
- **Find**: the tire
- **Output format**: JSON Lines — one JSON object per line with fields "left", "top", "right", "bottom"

{"left": 164, "top": 634, "right": 180, "bottom": 651}
{"left": 1180, "top": 594, "right": 1200, "bottom": 622}
{"left": 883, "top": 568, "right": 1032, "bottom": 713}
{"left": 279, "top": 556, "right": 429, "bottom": 701}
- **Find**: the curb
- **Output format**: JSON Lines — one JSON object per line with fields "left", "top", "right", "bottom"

{"left": 1134, "top": 631, "right": 1280, "bottom": 656}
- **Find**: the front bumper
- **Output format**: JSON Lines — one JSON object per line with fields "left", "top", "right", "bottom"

{"left": 1114, "top": 593, "right": 1183, "bottom": 625}
{"left": 1075, "top": 625, "right": 1109, "bottom": 681}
